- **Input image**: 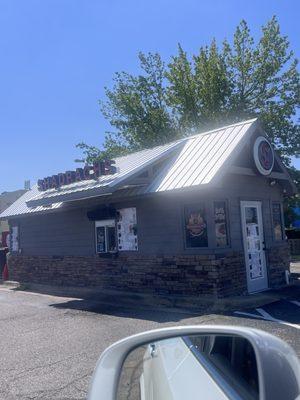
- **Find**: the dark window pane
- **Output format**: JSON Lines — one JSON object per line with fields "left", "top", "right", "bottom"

{"left": 96, "top": 226, "right": 106, "bottom": 253}
{"left": 184, "top": 205, "right": 208, "bottom": 248}
{"left": 272, "top": 203, "right": 283, "bottom": 241}
{"left": 107, "top": 226, "right": 116, "bottom": 252}
{"left": 245, "top": 207, "right": 258, "bottom": 224}
{"left": 214, "top": 201, "right": 229, "bottom": 247}
{"left": 185, "top": 335, "right": 259, "bottom": 400}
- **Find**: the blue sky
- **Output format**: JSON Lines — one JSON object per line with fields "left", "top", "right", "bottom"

{"left": 0, "top": 0, "right": 299, "bottom": 193}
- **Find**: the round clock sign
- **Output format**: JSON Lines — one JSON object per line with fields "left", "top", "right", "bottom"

{"left": 253, "top": 136, "right": 274, "bottom": 176}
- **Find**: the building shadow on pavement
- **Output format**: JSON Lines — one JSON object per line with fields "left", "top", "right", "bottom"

{"left": 9, "top": 282, "right": 211, "bottom": 323}
{"left": 10, "top": 282, "right": 300, "bottom": 323}
{"left": 49, "top": 297, "right": 201, "bottom": 323}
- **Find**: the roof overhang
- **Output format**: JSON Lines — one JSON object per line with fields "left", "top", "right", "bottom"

{"left": 26, "top": 187, "right": 114, "bottom": 207}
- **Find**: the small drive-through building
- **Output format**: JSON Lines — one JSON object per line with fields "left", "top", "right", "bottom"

{"left": 0, "top": 119, "right": 296, "bottom": 297}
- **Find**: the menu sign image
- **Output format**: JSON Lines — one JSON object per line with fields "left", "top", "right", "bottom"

{"left": 184, "top": 204, "right": 208, "bottom": 248}
{"left": 117, "top": 208, "right": 138, "bottom": 251}
{"left": 214, "top": 201, "right": 228, "bottom": 247}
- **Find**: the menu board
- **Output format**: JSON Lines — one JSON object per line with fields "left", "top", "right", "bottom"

{"left": 117, "top": 208, "right": 138, "bottom": 251}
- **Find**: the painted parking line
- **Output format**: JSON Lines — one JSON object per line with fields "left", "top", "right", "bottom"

{"left": 234, "top": 311, "right": 265, "bottom": 320}
{"left": 290, "top": 300, "right": 300, "bottom": 307}
{"left": 234, "top": 304, "right": 300, "bottom": 330}
{"left": 255, "top": 308, "right": 300, "bottom": 330}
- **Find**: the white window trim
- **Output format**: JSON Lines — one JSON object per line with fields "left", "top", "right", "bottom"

{"left": 95, "top": 219, "right": 115, "bottom": 228}
{"left": 95, "top": 220, "right": 116, "bottom": 253}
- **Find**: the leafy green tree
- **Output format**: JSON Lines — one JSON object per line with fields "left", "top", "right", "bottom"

{"left": 102, "top": 53, "right": 177, "bottom": 152}
{"left": 223, "top": 18, "right": 300, "bottom": 161}
{"left": 284, "top": 167, "right": 300, "bottom": 227}
{"left": 166, "top": 41, "right": 232, "bottom": 132}
{"left": 77, "top": 16, "right": 299, "bottom": 164}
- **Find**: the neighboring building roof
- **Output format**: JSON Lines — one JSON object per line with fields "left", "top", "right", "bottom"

{"left": 0, "top": 189, "right": 28, "bottom": 214}
{"left": 1, "top": 117, "right": 291, "bottom": 219}
{"left": 0, "top": 185, "right": 62, "bottom": 218}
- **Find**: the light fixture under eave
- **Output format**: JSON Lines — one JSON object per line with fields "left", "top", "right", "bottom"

{"left": 270, "top": 180, "right": 276, "bottom": 186}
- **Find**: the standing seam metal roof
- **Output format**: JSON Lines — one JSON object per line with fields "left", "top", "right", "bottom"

{"left": 0, "top": 118, "right": 258, "bottom": 218}
{"left": 147, "top": 119, "right": 256, "bottom": 192}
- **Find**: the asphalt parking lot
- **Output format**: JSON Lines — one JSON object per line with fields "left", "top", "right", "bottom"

{"left": 0, "top": 287, "right": 299, "bottom": 400}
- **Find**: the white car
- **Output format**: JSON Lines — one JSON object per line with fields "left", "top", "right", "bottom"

{"left": 140, "top": 335, "right": 258, "bottom": 400}
{"left": 87, "top": 326, "right": 300, "bottom": 400}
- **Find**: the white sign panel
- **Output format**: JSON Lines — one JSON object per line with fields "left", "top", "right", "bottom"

{"left": 117, "top": 208, "right": 138, "bottom": 251}
{"left": 253, "top": 136, "right": 274, "bottom": 176}
{"left": 11, "top": 226, "right": 19, "bottom": 252}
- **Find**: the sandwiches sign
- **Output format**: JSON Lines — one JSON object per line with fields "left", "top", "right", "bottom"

{"left": 37, "top": 160, "right": 116, "bottom": 191}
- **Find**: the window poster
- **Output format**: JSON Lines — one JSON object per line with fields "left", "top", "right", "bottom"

{"left": 214, "top": 201, "right": 229, "bottom": 247}
{"left": 184, "top": 204, "right": 208, "bottom": 248}
{"left": 117, "top": 208, "right": 138, "bottom": 251}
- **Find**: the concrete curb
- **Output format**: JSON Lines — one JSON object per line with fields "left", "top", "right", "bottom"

{"left": 0, "top": 280, "right": 21, "bottom": 288}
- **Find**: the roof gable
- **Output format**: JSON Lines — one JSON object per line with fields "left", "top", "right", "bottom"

{"left": 147, "top": 119, "right": 257, "bottom": 192}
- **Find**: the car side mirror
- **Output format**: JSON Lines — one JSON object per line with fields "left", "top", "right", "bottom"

{"left": 87, "top": 326, "right": 300, "bottom": 400}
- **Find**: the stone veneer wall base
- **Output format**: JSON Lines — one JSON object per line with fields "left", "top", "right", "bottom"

{"left": 7, "top": 243, "right": 290, "bottom": 298}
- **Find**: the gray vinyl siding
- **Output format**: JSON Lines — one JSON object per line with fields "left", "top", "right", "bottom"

{"left": 10, "top": 173, "right": 284, "bottom": 257}
{"left": 14, "top": 209, "right": 95, "bottom": 256}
